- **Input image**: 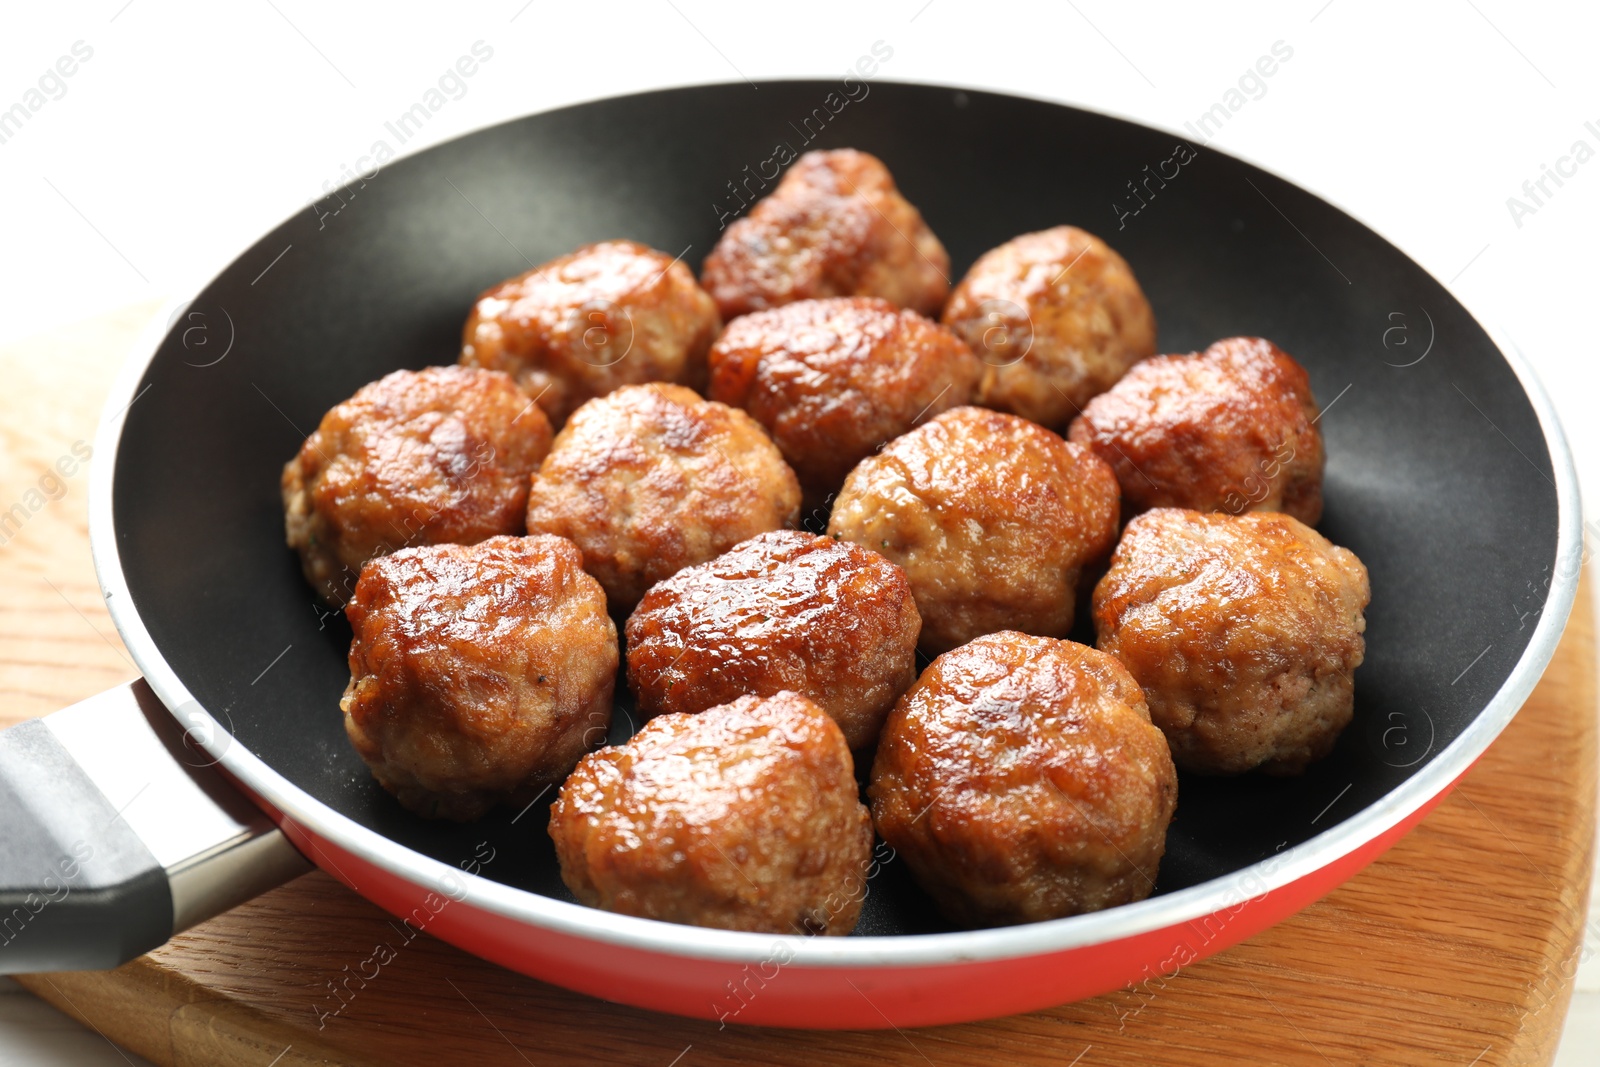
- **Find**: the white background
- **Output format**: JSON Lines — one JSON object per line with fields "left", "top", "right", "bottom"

{"left": 1, "top": 1, "right": 1596, "bottom": 1064}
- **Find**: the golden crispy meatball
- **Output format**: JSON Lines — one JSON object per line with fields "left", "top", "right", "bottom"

{"left": 870, "top": 632, "right": 1177, "bottom": 927}
{"left": 829, "top": 407, "right": 1120, "bottom": 657}
{"left": 626, "top": 530, "right": 919, "bottom": 750}
{"left": 1094, "top": 509, "right": 1370, "bottom": 775}
{"left": 943, "top": 226, "right": 1156, "bottom": 431}
{"left": 1068, "top": 337, "right": 1326, "bottom": 524}
{"left": 708, "top": 296, "right": 981, "bottom": 503}
{"left": 549, "top": 691, "right": 874, "bottom": 934}
{"left": 342, "top": 535, "right": 617, "bottom": 821}
{"left": 460, "top": 239, "right": 721, "bottom": 427}
{"left": 282, "top": 366, "right": 552, "bottom": 607}
{"left": 525, "top": 383, "right": 801, "bottom": 614}
{"left": 701, "top": 149, "right": 950, "bottom": 321}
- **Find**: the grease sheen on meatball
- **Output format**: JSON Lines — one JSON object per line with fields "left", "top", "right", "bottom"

{"left": 701, "top": 148, "right": 950, "bottom": 320}
{"left": 525, "top": 383, "right": 801, "bottom": 614}
{"left": 282, "top": 365, "right": 553, "bottom": 607}
{"left": 342, "top": 535, "right": 617, "bottom": 821}
{"left": 943, "top": 226, "right": 1156, "bottom": 431}
{"left": 626, "top": 530, "right": 920, "bottom": 750}
{"left": 708, "top": 296, "right": 981, "bottom": 503}
{"left": 829, "top": 406, "right": 1120, "bottom": 656}
{"left": 1094, "top": 509, "right": 1369, "bottom": 775}
{"left": 1069, "top": 336, "right": 1326, "bottom": 524}
{"left": 460, "top": 239, "right": 721, "bottom": 426}
{"left": 549, "top": 691, "right": 874, "bottom": 935}
{"left": 870, "top": 632, "right": 1177, "bottom": 927}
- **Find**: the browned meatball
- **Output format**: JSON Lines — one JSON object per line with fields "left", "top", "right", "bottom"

{"left": 828, "top": 407, "right": 1120, "bottom": 657}
{"left": 943, "top": 226, "right": 1156, "bottom": 431}
{"left": 282, "top": 365, "right": 552, "bottom": 606}
{"left": 525, "top": 383, "right": 801, "bottom": 614}
{"left": 549, "top": 691, "right": 874, "bottom": 934}
{"left": 701, "top": 149, "right": 950, "bottom": 321}
{"left": 1068, "top": 337, "right": 1326, "bottom": 524}
{"left": 342, "top": 535, "right": 617, "bottom": 821}
{"left": 708, "top": 297, "right": 981, "bottom": 503}
{"left": 1094, "top": 509, "right": 1370, "bottom": 775}
{"left": 460, "top": 239, "right": 721, "bottom": 427}
{"left": 626, "top": 530, "right": 919, "bottom": 750}
{"left": 870, "top": 632, "right": 1177, "bottom": 927}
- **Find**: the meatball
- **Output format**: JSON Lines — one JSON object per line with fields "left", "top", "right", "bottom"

{"left": 1094, "top": 509, "right": 1370, "bottom": 775}
{"left": 829, "top": 407, "right": 1120, "bottom": 657}
{"left": 870, "top": 632, "right": 1177, "bottom": 927}
{"left": 525, "top": 383, "right": 801, "bottom": 614}
{"left": 282, "top": 365, "right": 553, "bottom": 606}
{"left": 460, "top": 239, "right": 721, "bottom": 427}
{"left": 708, "top": 296, "right": 981, "bottom": 503}
{"left": 342, "top": 535, "right": 617, "bottom": 821}
{"left": 626, "top": 530, "right": 920, "bottom": 750}
{"left": 943, "top": 226, "right": 1156, "bottom": 431}
{"left": 1068, "top": 336, "right": 1326, "bottom": 524}
{"left": 549, "top": 691, "right": 874, "bottom": 934}
{"left": 701, "top": 148, "right": 950, "bottom": 321}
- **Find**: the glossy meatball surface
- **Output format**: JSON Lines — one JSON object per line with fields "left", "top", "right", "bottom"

{"left": 708, "top": 296, "right": 981, "bottom": 502}
{"left": 525, "top": 383, "right": 801, "bottom": 614}
{"left": 282, "top": 365, "right": 552, "bottom": 606}
{"left": 870, "top": 632, "right": 1177, "bottom": 927}
{"left": 943, "top": 226, "right": 1156, "bottom": 431}
{"left": 1069, "top": 336, "right": 1326, "bottom": 523}
{"left": 549, "top": 691, "right": 874, "bottom": 934}
{"left": 701, "top": 148, "right": 950, "bottom": 320}
{"left": 829, "top": 406, "right": 1120, "bottom": 656}
{"left": 1094, "top": 509, "right": 1369, "bottom": 775}
{"left": 342, "top": 535, "right": 617, "bottom": 821}
{"left": 460, "top": 239, "right": 721, "bottom": 426}
{"left": 626, "top": 530, "right": 919, "bottom": 750}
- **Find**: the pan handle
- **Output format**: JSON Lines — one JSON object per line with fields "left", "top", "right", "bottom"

{"left": 0, "top": 679, "right": 310, "bottom": 973}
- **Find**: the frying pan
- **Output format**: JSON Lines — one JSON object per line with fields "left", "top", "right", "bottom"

{"left": 0, "top": 81, "right": 1580, "bottom": 1030}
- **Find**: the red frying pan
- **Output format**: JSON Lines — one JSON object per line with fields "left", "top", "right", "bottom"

{"left": 0, "top": 81, "right": 1579, "bottom": 1028}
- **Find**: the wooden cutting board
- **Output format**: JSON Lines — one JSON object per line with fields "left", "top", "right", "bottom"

{"left": 1, "top": 303, "right": 1594, "bottom": 1066}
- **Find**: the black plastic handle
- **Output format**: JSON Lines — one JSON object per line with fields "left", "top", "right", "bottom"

{"left": 0, "top": 681, "right": 309, "bottom": 974}
{"left": 0, "top": 719, "right": 171, "bottom": 971}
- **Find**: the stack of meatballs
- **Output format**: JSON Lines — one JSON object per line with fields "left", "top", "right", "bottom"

{"left": 282, "top": 148, "right": 1370, "bottom": 937}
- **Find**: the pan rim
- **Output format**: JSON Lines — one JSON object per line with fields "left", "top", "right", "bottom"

{"left": 88, "top": 80, "right": 1583, "bottom": 970}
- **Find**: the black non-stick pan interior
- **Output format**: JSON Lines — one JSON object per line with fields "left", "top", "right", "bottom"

{"left": 111, "top": 82, "right": 1559, "bottom": 935}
